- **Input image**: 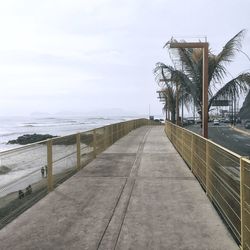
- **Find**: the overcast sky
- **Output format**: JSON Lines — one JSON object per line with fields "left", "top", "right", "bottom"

{"left": 0, "top": 0, "right": 249, "bottom": 117}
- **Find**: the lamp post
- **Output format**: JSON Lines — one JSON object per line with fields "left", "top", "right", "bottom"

{"left": 168, "top": 42, "right": 209, "bottom": 138}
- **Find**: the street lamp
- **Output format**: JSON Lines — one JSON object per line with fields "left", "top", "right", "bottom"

{"left": 167, "top": 42, "right": 209, "bottom": 138}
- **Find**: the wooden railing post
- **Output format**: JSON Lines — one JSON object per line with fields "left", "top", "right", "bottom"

{"left": 240, "top": 157, "right": 245, "bottom": 249}
{"left": 111, "top": 125, "right": 114, "bottom": 144}
{"left": 117, "top": 124, "right": 119, "bottom": 141}
{"left": 47, "top": 139, "right": 53, "bottom": 192}
{"left": 191, "top": 134, "right": 194, "bottom": 173}
{"left": 104, "top": 126, "right": 108, "bottom": 149}
{"left": 181, "top": 128, "right": 184, "bottom": 155}
{"left": 76, "top": 133, "right": 81, "bottom": 170}
{"left": 206, "top": 140, "right": 209, "bottom": 196}
{"left": 93, "top": 129, "right": 97, "bottom": 158}
{"left": 108, "top": 125, "right": 111, "bottom": 146}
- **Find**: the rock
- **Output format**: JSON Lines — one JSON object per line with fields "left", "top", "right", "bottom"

{"left": 0, "top": 166, "right": 11, "bottom": 175}
{"left": 53, "top": 134, "right": 94, "bottom": 145}
{"left": 7, "top": 133, "right": 96, "bottom": 146}
{"left": 8, "top": 134, "right": 56, "bottom": 145}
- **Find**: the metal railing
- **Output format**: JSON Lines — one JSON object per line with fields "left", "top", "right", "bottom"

{"left": 165, "top": 121, "right": 250, "bottom": 249}
{"left": 0, "top": 118, "right": 159, "bottom": 228}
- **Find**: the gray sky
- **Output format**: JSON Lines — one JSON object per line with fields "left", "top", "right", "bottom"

{"left": 0, "top": 0, "right": 249, "bottom": 116}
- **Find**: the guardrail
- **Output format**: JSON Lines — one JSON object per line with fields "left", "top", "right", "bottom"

{"left": 165, "top": 121, "right": 250, "bottom": 249}
{"left": 0, "top": 118, "right": 159, "bottom": 229}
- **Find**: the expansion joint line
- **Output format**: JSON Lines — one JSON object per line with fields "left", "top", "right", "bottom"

{"left": 96, "top": 126, "right": 152, "bottom": 250}
{"left": 113, "top": 126, "right": 152, "bottom": 250}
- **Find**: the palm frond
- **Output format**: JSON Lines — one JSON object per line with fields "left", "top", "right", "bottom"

{"left": 209, "top": 72, "right": 250, "bottom": 109}
{"left": 217, "top": 29, "right": 246, "bottom": 64}
{"left": 208, "top": 30, "right": 246, "bottom": 88}
{"left": 170, "top": 46, "right": 199, "bottom": 82}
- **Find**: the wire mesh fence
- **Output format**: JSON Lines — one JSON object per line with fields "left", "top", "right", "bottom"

{"left": 0, "top": 118, "right": 160, "bottom": 229}
{"left": 0, "top": 141, "right": 48, "bottom": 229}
{"left": 241, "top": 158, "right": 250, "bottom": 250}
{"left": 207, "top": 140, "right": 241, "bottom": 242}
{"left": 165, "top": 121, "right": 249, "bottom": 248}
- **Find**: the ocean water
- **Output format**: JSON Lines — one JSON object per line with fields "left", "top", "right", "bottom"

{"left": 0, "top": 115, "right": 140, "bottom": 152}
{"left": 0, "top": 115, "right": 143, "bottom": 196}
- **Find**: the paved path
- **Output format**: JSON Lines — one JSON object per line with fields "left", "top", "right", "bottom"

{"left": 0, "top": 126, "right": 239, "bottom": 250}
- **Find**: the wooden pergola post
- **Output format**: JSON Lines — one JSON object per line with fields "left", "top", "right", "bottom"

{"left": 169, "top": 42, "right": 209, "bottom": 138}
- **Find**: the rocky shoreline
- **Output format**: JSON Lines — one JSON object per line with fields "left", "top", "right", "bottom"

{"left": 0, "top": 166, "right": 11, "bottom": 175}
{"left": 7, "top": 133, "right": 94, "bottom": 146}
{"left": 7, "top": 134, "right": 56, "bottom": 145}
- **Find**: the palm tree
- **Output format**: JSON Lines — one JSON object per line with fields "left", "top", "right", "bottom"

{"left": 155, "top": 63, "right": 192, "bottom": 123}
{"left": 158, "top": 87, "right": 176, "bottom": 122}
{"left": 155, "top": 30, "right": 250, "bottom": 118}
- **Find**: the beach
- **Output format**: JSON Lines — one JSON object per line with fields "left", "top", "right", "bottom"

{"left": 0, "top": 167, "right": 78, "bottom": 229}
{"left": 0, "top": 115, "right": 136, "bottom": 194}
{"left": 0, "top": 115, "right": 141, "bottom": 228}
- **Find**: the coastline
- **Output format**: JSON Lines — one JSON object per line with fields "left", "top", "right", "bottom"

{"left": 0, "top": 115, "right": 136, "bottom": 152}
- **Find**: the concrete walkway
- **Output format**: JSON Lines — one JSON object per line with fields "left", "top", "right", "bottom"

{"left": 0, "top": 126, "right": 239, "bottom": 250}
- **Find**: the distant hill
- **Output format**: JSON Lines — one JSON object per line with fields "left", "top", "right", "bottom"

{"left": 30, "top": 109, "right": 142, "bottom": 118}
{"left": 53, "top": 108, "right": 141, "bottom": 117}
{"left": 239, "top": 90, "right": 250, "bottom": 119}
{"left": 30, "top": 112, "right": 51, "bottom": 117}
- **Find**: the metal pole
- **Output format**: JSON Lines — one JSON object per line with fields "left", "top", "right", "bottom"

{"left": 231, "top": 94, "right": 234, "bottom": 125}
{"left": 176, "top": 83, "right": 179, "bottom": 125}
{"left": 234, "top": 91, "right": 237, "bottom": 125}
{"left": 181, "top": 89, "right": 184, "bottom": 126}
{"left": 167, "top": 97, "right": 170, "bottom": 121}
{"left": 193, "top": 98, "right": 195, "bottom": 123}
{"left": 181, "top": 62, "right": 184, "bottom": 126}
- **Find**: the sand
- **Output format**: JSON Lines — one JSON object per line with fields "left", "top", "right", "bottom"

{"left": 0, "top": 142, "right": 94, "bottom": 229}
{"left": 0, "top": 168, "right": 78, "bottom": 229}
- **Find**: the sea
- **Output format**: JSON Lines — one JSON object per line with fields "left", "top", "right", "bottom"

{"left": 0, "top": 115, "right": 147, "bottom": 196}
{"left": 0, "top": 115, "right": 143, "bottom": 152}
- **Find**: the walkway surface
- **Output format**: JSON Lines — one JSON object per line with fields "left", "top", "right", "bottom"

{"left": 0, "top": 126, "right": 238, "bottom": 250}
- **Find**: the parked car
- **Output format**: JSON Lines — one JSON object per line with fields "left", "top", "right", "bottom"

{"left": 182, "top": 119, "right": 189, "bottom": 126}
{"left": 213, "top": 119, "right": 220, "bottom": 125}
{"left": 236, "top": 118, "right": 241, "bottom": 124}
{"left": 245, "top": 121, "right": 250, "bottom": 129}
{"left": 188, "top": 119, "right": 195, "bottom": 125}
